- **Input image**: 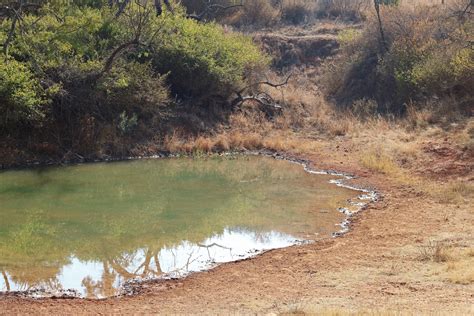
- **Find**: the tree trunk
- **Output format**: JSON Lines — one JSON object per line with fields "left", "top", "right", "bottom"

{"left": 374, "top": 0, "right": 388, "bottom": 52}
{"left": 3, "top": 4, "right": 21, "bottom": 57}
{"left": 94, "top": 39, "right": 139, "bottom": 81}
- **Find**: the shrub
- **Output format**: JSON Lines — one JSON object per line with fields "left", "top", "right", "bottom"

{"left": 282, "top": 0, "right": 311, "bottom": 25}
{"left": 224, "top": 0, "right": 280, "bottom": 28}
{"left": 315, "top": 0, "right": 370, "bottom": 21}
{"left": 322, "top": 3, "right": 473, "bottom": 115}
{"left": 179, "top": 0, "right": 210, "bottom": 15}
{"left": 151, "top": 13, "right": 268, "bottom": 104}
{"left": 8, "top": 4, "right": 119, "bottom": 73}
{"left": 0, "top": 59, "right": 47, "bottom": 130}
{"left": 118, "top": 111, "right": 138, "bottom": 135}
{"left": 99, "top": 62, "right": 170, "bottom": 118}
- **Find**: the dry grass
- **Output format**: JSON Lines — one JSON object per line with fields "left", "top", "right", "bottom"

{"left": 399, "top": 0, "right": 452, "bottom": 9}
{"left": 223, "top": 0, "right": 280, "bottom": 27}
{"left": 428, "top": 245, "right": 474, "bottom": 285}
{"left": 163, "top": 132, "right": 184, "bottom": 153}
{"left": 281, "top": 0, "right": 316, "bottom": 24}
{"left": 213, "top": 135, "right": 231, "bottom": 152}
{"left": 415, "top": 240, "right": 474, "bottom": 285}
{"left": 455, "top": 120, "right": 474, "bottom": 155}
{"left": 194, "top": 136, "right": 215, "bottom": 153}
{"left": 434, "top": 182, "right": 474, "bottom": 204}
{"left": 313, "top": 0, "right": 370, "bottom": 21}
{"left": 279, "top": 305, "right": 415, "bottom": 315}
{"left": 360, "top": 148, "right": 399, "bottom": 175}
{"left": 161, "top": 126, "right": 323, "bottom": 157}
{"left": 181, "top": 0, "right": 451, "bottom": 28}
{"left": 446, "top": 253, "right": 474, "bottom": 285}
{"left": 417, "top": 240, "right": 451, "bottom": 263}
{"left": 241, "top": 132, "right": 264, "bottom": 150}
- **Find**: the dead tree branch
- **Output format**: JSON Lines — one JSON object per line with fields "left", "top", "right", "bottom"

{"left": 232, "top": 73, "right": 291, "bottom": 117}
{"left": 187, "top": 0, "right": 244, "bottom": 21}
{"left": 237, "top": 72, "right": 293, "bottom": 95}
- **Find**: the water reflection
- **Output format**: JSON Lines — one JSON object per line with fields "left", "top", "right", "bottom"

{"left": 0, "top": 156, "right": 358, "bottom": 298}
{"left": 0, "top": 228, "right": 299, "bottom": 298}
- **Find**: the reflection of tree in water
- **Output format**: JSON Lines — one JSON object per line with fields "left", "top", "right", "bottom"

{"left": 110, "top": 248, "right": 163, "bottom": 279}
{"left": 82, "top": 261, "right": 117, "bottom": 298}
{"left": 1, "top": 266, "right": 63, "bottom": 293}
{"left": 1, "top": 271, "right": 8, "bottom": 291}
{"left": 80, "top": 247, "right": 166, "bottom": 298}
{"left": 0, "top": 157, "right": 351, "bottom": 297}
{"left": 0, "top": 210, "right": 69, "bottom": 293}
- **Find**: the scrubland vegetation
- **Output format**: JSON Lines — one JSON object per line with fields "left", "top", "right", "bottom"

{"left": 1, "top": 0, "right": 471, "bottom": 167}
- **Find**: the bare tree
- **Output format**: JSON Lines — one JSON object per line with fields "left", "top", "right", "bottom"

{"left": 185, "top": 0, "right": 244, "bottom": 22}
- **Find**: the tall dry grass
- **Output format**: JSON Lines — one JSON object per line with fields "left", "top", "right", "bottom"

{"left": 179, "top": 0, "right": 452, "bottom": 26}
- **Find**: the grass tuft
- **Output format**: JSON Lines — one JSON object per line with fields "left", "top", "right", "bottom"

{"left": 417, "top": 240, "right": 450, "bottom": 263}
{"left": 360, "top": 149, "right": 398, "bottom": 175}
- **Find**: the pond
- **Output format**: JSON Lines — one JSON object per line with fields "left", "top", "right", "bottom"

{"left": 0, "top": 156, "right": 361, "bottom": 298}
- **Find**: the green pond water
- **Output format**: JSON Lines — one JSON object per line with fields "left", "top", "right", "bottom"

{"left": 0, "top": 156, "right": 359, "bottom": 298}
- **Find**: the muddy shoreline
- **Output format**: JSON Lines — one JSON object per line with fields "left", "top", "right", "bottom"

{"left": 0, "top": 150, "right": 379, "bottom": 301}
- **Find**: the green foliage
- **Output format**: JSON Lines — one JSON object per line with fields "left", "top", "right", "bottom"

{"left": 99, "top": 61, "right": 169, "bottom": 115}
{"left": 7, "top": 4, "right": 120, "bottom": 73}
{"left": 118, "top": 111, "right": 138, "bottom": 135}
{"left": 409, "top": 48, "right": 474, "bottom": 94}
{"left": 0, "top": 59, "right": 46, "bottom": 129}
{"left": 337, "top": 28, "right": 362, "bottom": 45}
{"left": 151, "top": 13, "right": 268, "bottom": 102}
{"left": 0, "top": 1, "right": 266, "bottom": 147}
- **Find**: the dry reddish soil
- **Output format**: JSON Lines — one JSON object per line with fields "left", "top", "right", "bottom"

{"left": 1, "top": 136, "right": 473, "bottom": 315}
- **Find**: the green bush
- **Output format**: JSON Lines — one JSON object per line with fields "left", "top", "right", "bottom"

{"left": 0, "top": 59, "right": 46, "bottom": 130}
{"left": 151, "top": 13, "right": 268, "bottom": 104}
{"left": 99, "top": 61, "right": 170, "bottom": 122}
{"left": 7, "top": 4, "right": 119, "bottom": 73}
